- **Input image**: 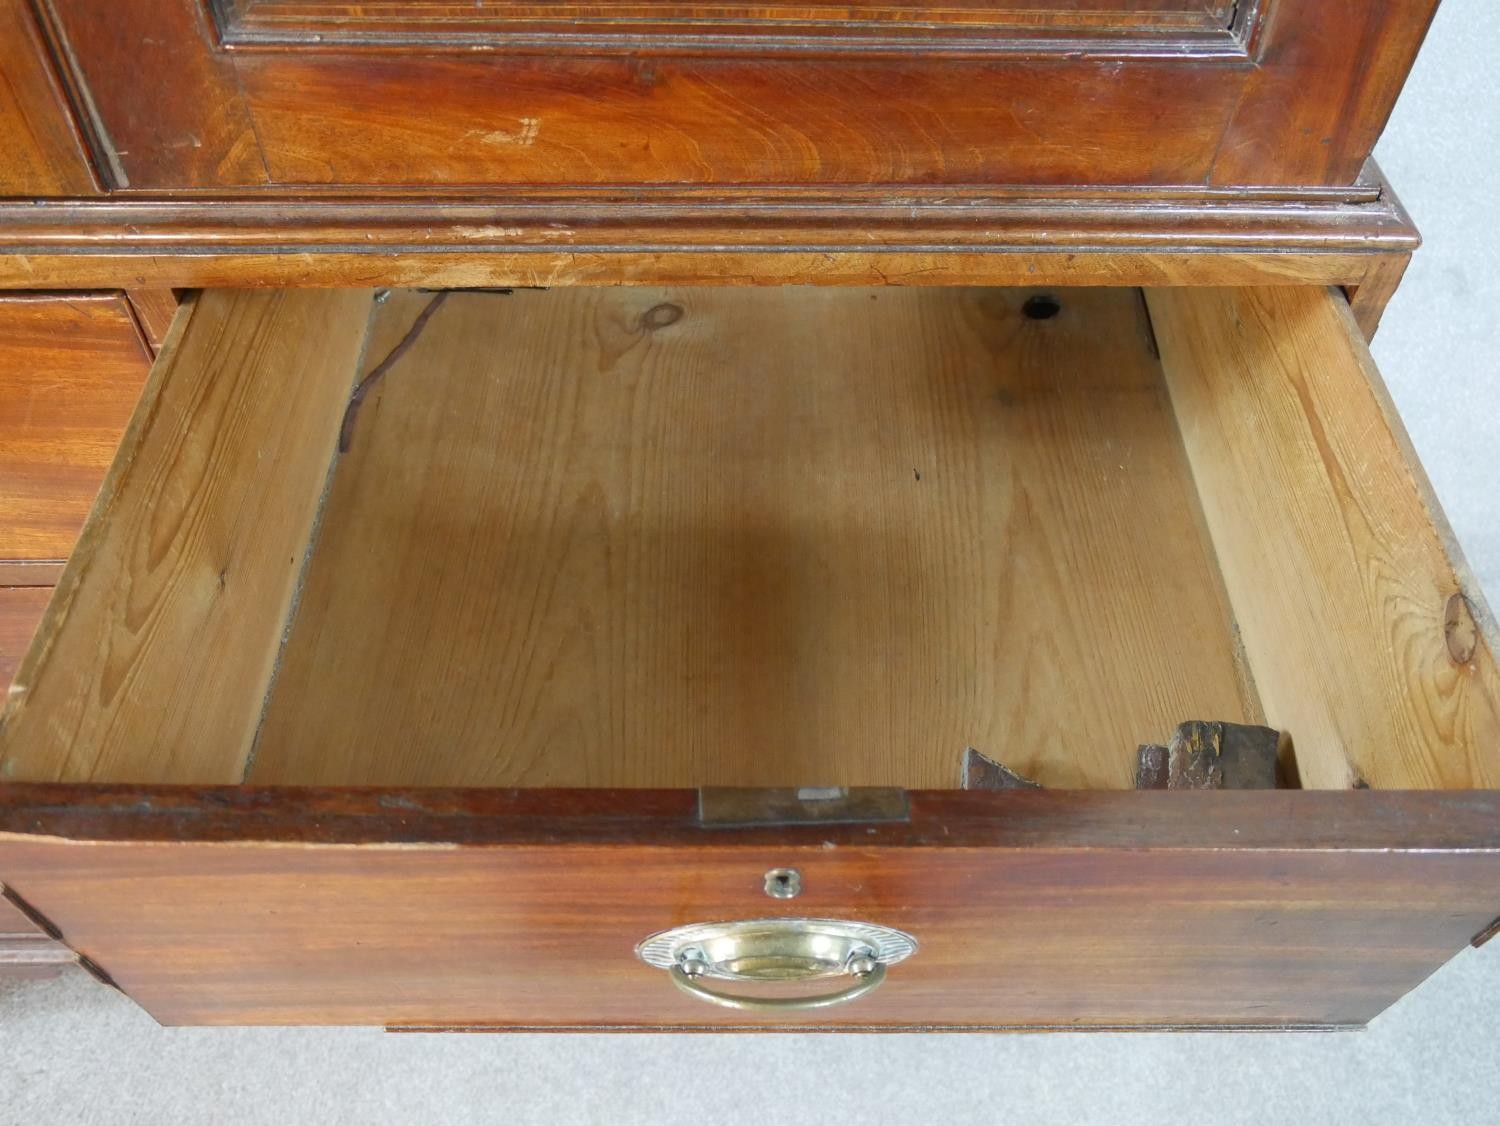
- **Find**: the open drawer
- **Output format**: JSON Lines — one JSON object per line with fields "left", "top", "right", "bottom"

{"left": 1, "top": 284, "right": 1497, "bottom": 1030}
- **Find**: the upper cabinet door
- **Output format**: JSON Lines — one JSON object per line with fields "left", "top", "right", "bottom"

{"left": 38, "top": 0, "right": 1437, "bottom": 191}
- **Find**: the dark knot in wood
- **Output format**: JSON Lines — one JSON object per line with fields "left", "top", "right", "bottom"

{"left": 641, "top": 303, "right": 683, "bottom": 331}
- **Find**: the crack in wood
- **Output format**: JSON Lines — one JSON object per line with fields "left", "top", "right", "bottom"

{"left": 337, "top": 290, "right": 452, "bottom": 453}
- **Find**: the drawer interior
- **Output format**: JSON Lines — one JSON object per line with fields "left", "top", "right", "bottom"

{"left": 2, "top": 285, "right": 1496, "bottom": 791}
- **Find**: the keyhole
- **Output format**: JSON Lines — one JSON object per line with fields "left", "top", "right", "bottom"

{"left": 764, "top": 868, "right": 802, "bottom": 899}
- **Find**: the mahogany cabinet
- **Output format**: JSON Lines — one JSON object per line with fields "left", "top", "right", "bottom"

{"left": 2, "top": 1, "right": 1498, "bottom": 1030}
{"left": 0, "top": 0, "right": 1433, "bottom": 325}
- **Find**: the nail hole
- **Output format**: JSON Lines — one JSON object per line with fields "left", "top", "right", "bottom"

{"left": 1022, "top": 295, "right": 1062, "bottom": 321}
{"left": 641, "top": 302, "right": 683, "bottom": 330}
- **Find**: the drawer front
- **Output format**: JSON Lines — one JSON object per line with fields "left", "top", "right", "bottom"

{"left": 39, "top": 0, "right": 1433, "bottom": 191}
{"left": 0, "top": 882, "right": 73, "bottom": 978}
{"left": 2, "top": 788, "right": 1500, "bottom": 1029}
{"left": 0, "top": 889, "right": 43, "bottom": 937}
{"left": 0, "top": 587, "right": 52, "bottom": 696}
{"left": 0, "top": 293, "right": 152, "bottom": 565}
{"left": 0, "top": 292, "right": 153, "bottom": 696}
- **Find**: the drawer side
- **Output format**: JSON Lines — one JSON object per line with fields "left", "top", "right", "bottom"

{"left": 0, "top": 290, "right": 374, "bottom": 784}
{"left": 1148, "top": 287, "right": 1500, "bottom": 789}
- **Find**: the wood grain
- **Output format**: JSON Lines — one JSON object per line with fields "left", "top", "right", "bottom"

{"left": 1211, "top": 0, "right": 1439, "bottom": 186}
{"left": 1148, "top": 287, "right": 1500, "bottom": 790}
{"left": 1347, "top": 252, "right": 1411, "bottom": 340}
{"left": 249, "top": 286, "right": 1246, "bottom": 789}
{"left": 125, "top": 289, "right": 181, "bottom": 355}
{"left": 39, "top": 0, "right": 268, "bottom": 188}
{"left": 220, "top": 0, "right": 1242, "bottom": 51}
{"left": 43, "top": 0, "right": 1430, "bottom": 189}
{"left": 3, "top": 786, "right": 1500, "bottom": 1028}
{"left": 0, "top": 588, "right": 51, "bottom": 698}
{"left": 0, "top": 293, "right": 152, "bottom": 563}
{"left": 0, "top": 290, "right": 374, "bottom": 785}
{"left": 238, "top": 53, "right": 1235, "bottom": 186}
{"left": 0, "top": 887, "right": 44, "bottom": 936}
{"left": 0, "top": 184, "right": 1418, "bottom": 292}
{"left": 0, "top": 564, "right": 65, "bottom": 588}
{"left": 0, "top": 0, "right": 95, "bottom": 194}
{"left": 0, "top": 248, "right": 1417, "bottom": 297}
{"left": 0, "top": 880, "right": 73, "bottom": 976}
{"left": 6, "top": 284, "right": 1483, "bottom": 796}
{"left": 0, "top": 183, "right": 1418, "bottom": 248}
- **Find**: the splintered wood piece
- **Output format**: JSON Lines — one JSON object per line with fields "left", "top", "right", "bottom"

{"left": 1134, "top": 744, "right": 1172, "bottom": 790}
{"left": 962, "top": 748, "right": 1043, "bottom": 791}
{"left": 1134, "top": 721, "right": 1281, "bottom": 790}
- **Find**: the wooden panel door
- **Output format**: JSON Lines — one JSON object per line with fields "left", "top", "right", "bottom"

{"left": 0, "top": 0, "right": 95, "bottom": 194}
{"left": 37, "top": 0, "right": 1438, "bottom": 191}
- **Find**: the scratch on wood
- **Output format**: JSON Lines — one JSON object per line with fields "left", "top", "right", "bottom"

{"left": 473, "top": 118, "right": 540, "bottom": 147}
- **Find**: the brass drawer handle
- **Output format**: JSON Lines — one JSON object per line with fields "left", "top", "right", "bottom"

{"left": 637, "top": 918, "right": 917, "bottom": 1013}
{"left": 670, "top": 958, "right": 886, "bottom": 1012}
